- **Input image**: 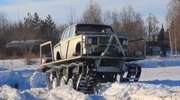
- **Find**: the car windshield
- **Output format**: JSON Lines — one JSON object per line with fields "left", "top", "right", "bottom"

{"left": 76, "top": 25, "right": 113, "bottom": 34}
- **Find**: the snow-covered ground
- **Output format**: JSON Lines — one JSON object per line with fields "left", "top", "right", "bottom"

{"left": 137, "top": 58, "right": 180, "bottom": 87}
{"left": 0, "top": 58, "right": 39, "bottom": 70}
{"left": 1, "top": 83, "right": 180, "bottom": 100}
{"left": 0, "top": 58, "right": 180, "bottom": 100}
{"left": 137, "top": 57, "right": 180, "bottom": 68}
{"left": 98, "top": 83, "right": 180, "bottom": 100}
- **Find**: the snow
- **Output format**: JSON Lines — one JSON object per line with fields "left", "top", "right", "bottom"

{"left": 0, "top": 58, "right": 39, "bottom": 70}
{"left": 141, "top": 67, "right": 180, "bottom": 80}
{"left": 1, "top": 83, "right": 180, "bottom": 100}
{"left": 137, "top": 57, "right": 180, "bottom": 68}
{"left": 0, "top": 58, "right": 47, "bottom": 90}
{"left": 138, "top": 58, "right": 180, "bottom": 87}
{"left": 0, "top": 85, "right": 87, "bottom": 100}
{"left": 98, "top": 83, "right": 180, "bottom": 100}
{"left": 0, "top": 58, "right": 180, "bottom": 100}
{"left": 47, "top": 86, "right": 87, "bottom": 100}
{"left": 0, "top": 69, "right": 47, "bottom": 91}
{"left": 0, "top": 85, "right": 22, "bottom": 100}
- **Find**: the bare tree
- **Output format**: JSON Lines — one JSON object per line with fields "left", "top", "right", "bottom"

{"left": 167, "top": 0, "right": 180, "bottom": 54}
{"left": 0, "top": 13, "right": 8, "bottom": 41}
{"left": 111, "top": 11, "right": 122, "bottom": 32}
{"left": 68, "top": 8, "right": 77, "bottom": 25}
{"left": 81, "top": 0, "right": 102, "bottom": 24}
{"left": 103, "top": 6, "right": 145, "bottom": 39}
{"left": 119, "top": 6, "right": 145, "bottom": 39}
{"left": 146, "top": 14, "right": 159, "bottom": 42}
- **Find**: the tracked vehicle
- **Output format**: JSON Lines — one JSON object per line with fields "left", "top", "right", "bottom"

{"left": 40, "top": 24, "right": 142, "bottom": 94}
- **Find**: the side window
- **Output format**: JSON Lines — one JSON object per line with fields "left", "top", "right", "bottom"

{"left": 69, "top": 26, "right": 75, "bottom": 38}
{"left": 61, "top": 28, "right": 70, "bottom": 40}
{"left": 69, "top": 26, "right": 72, "bottom": 37}
{"left": 72, "top": 26, "right": 75, "bottom": 36}
{"left": 64, "top": 29, "right": 68, "bottom": 40}
{"left": 61, "top": 26, "right": 75, "bottom": 40}
{"left": 65, "top": 27, "right": 70, "bottom": 39}
{"left": 61, "top": 31, "right": 65, "bottom": 40}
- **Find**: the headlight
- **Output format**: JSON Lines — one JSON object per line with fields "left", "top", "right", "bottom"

{"left": 86, "top": 37, "right": 97, "bottom": 45}
{"left": 86, "top": 48, "right": 96, "bottom": 54}
{"left": 87, "top": 49, "right": 93, "bottom": 54}
{"left": 87, "top": 38, "right": 93, "bottom": 44}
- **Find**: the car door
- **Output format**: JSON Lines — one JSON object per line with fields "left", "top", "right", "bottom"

{"left": 60, "top": 27, "right": 70, "bottom": 59}
{"left": 66, "top": 26, "right": 77, "bottom": 58}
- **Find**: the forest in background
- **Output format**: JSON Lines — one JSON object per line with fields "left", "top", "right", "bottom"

{"left": 0, "top": 0, "right": 179, "bottom": 59}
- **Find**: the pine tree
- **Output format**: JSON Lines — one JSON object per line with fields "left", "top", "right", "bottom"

{"left": 158, "top": 25, "right": 166, "bottom": 56}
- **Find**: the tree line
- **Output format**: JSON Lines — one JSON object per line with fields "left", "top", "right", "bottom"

{"left": 78, "top": 1, "right": 146, "bottom": 40}
{"left": 0, "top": 0, "right": 178, "bottom": 58}
{"left": 167, "top": 0, "right": 180, "bottom": 55}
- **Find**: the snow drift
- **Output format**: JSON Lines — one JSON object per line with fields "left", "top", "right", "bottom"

{"left": 1, "top": 58, "right": 180, "bottom": 100}
{"left": 0, "top": 85, "right": 87, "bottom": 100}
{"left": 137, "top": 58, "right": 180, "bottom": 68}
{"left": 98, "top": 82, "right": 180, "bottom": 100}
{"left": 1, "top": 83, "right": 180, "bottom": 100}
{"left": 0, "top": 70, "right": 47, "bottom": 90}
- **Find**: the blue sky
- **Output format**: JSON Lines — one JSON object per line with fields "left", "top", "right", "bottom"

{"left": 0, "top": 0, "right": 170, "bottom": 25}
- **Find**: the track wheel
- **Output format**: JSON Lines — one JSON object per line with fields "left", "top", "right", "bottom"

{"left": 60, "top": 76, "right": 67, "bottom": 87}
{"left": 47, "top": 71, "right": 58, "bottom": 89}
{"left": 127, "top": 63, "right": 141, "bottom": 82}
{"left": 47, "top": 73, "right": 52, "bottom": 89}
{"left": 52, "top": 77, "right": 58, "bottom": 89}
{"left": 67, "top": 78, "right": 74, "bottom": 88}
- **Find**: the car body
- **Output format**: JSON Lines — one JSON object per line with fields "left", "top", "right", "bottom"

{"left": 53, "top": 24, "right": 128, "bottom": 61}
{"left": 40, "top": 24, "right": 142, "bottom": 93}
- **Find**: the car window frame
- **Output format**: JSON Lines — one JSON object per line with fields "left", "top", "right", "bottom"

{"left": 61, "top": 27, "right": 70, "bottom": 40}
{"left": 69, "top": 26, "right": 75, "bottom": 38}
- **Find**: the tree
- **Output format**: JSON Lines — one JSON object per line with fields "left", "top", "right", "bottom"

{"left": 0, "top": 13, "right": 8, "bottom": 46}
{"left": 41, "top": 14, "right": 57, "bottom": 42}
{"left": 32, "top": 12, "right": 42, "bottom": 32}
{"left": 23, "top": 12, "right": 42, "bottom": 40}
{"left": 146, "top": 14, "right": 159, "bottom": 42}
{"left": 68, "top": 8, "right": 77, "bottom": 25}
{"left": 81, "top": 0, "right": 102, "bottom": 24}
{"left": 111, "top": 12, "right": 121, "bottom": 32}
{"left": 158, "top": 26, "right": 166, "bottom": 56}
{"left": 56, "top": 24, "right": 67, "bottom": 39}
{"left": 167, "top": 0, "right": 180, "bottom": 54}
{"left": 103, "top": 6, "right": 145, "bottom": 39}
{"left": 0, "top": 13, "right": 8, "bottom": 29}
{"left": 23, "top": 13, "right": 58, "bottom": 64}
{"left": 119, "top": 6, "right": 145, "bottom": 39}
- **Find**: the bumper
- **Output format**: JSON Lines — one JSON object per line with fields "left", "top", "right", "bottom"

{"left": 96, "top": 67, "right": 121, "bottom": 73}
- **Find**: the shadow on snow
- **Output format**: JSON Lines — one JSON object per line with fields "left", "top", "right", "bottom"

{"left": 142, "top": 80, "right": 180, "bottom": 86}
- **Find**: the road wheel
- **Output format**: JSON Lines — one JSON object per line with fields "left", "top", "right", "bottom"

{"left": 67, "top": 78, "right": 74, "bottom": 88}
{"left": 52, "top": 77, "right": 58, "bottom": 89}
{"left": 47, "top": 73, "right": 52, "bottom": 89}
{"left": 127, "top": 63, "right": 141, "bottom": 82}
{"left": 116, "top": 73, "right": 129, "bottom": 82}
{"left": 60, "top": 76, "right": 66, "bottom": 87}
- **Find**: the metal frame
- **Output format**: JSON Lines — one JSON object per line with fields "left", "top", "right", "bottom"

{"left": 96, "top": 34, "right": 126, "bottom": 68}
{"left": 40, "top": 34, "right": 127, "bottom": 67}
{"left": 40, "top": 41, "right": 54, "bottom": 64}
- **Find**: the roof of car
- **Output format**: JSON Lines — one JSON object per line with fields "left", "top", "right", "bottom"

{"left": 76, "top": 24, "right": 112, "bottom": 28}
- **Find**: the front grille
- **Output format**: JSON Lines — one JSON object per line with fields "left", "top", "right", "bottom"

{"left": 99, "top": 37, "right": 109, "bottom": 44}
{"left": 86, "top": 36, "right": 127, "bottom": 57}
{"left": 98, "top": 36, "right": 127, "bottom": 45}
{"left": 89, "top": 45, "right": 122, "bottom": 57}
